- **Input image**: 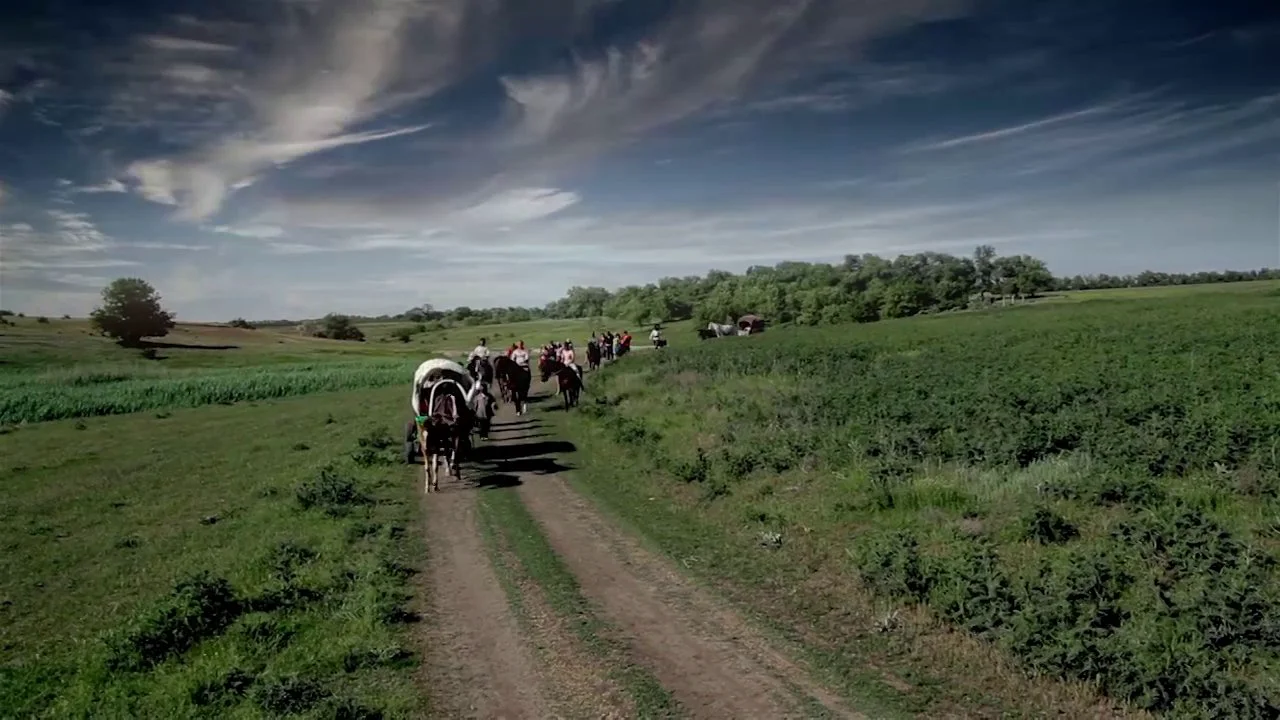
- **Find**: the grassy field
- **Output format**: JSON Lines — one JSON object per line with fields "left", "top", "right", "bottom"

{"left": 0, "top": 316, "right": 635, "bottom": 426}
{"left": 555, "top": 287, "right": 1280, "bottom": 718}
{"left": 5, "top": 280, "right": 1277, "bottom": 717}
{"left": 0, "top": 387, "right": 424, "bottom": 718}
{"left": 0, "top": 310, "right": 649, "bottom": 717}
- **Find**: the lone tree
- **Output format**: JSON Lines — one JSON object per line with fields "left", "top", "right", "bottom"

{"left": 90, "top": 278, "right": 176, "bottom": 347}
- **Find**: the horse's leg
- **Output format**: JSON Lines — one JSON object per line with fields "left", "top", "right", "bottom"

{"left": 419, "top": 426, "right": 431, "bottom": 493}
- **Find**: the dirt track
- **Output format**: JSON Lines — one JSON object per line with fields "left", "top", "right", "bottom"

{"left": 416, "top": 384, "right": 857, "bottom": 719}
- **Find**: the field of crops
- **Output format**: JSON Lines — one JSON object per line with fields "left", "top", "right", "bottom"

{"left": 0, "top": 360, "right": 416, "bottom": 424}
{"left": 575, "top": 291, "right": 1280, "bottom": 718}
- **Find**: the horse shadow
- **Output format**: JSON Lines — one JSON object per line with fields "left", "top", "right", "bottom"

{"left": 497, "top": 456, "right": 573, "bottom": 476}
{"left": 474, "top": 440, "right": 576, "bottom": 462}
{"left": 470, "top": 473, "right": 524, "bottom": 490}
{"left": 501, "top": 432, "right": 549, "bottom": 442}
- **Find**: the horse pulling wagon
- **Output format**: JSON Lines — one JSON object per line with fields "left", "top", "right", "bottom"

{"left": 699, "top": 314, "right": 764, "bottom": 340}
{"left": 406, "top": 359, "right": 477, "bottom": 493}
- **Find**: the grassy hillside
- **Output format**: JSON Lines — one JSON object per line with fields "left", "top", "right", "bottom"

{"left": 556, "top": 288, "right": 1280, "bottom": 718}
{"left": 0, "top": 315, "right": 648, "bottom": 425}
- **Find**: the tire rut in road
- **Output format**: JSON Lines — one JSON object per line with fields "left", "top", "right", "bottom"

{"left": 491, "top": 400, "right": 862, "bottom": 719}
{"left": 415, "top": 475, "right": 551, "bottom": 719}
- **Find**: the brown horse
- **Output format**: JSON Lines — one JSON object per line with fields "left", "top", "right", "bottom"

{"left": 538, "top": 356, "right": 581, "bottom": 411}
{"left": 416, "top": 379, "right": 471, "bottom": 492}
{"left": 492, "top": 355, "right": 516, "bottom": 404}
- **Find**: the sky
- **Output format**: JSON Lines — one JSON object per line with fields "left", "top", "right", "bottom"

{"left": 1, "top": 0, "right": 1278, "bottom": 321}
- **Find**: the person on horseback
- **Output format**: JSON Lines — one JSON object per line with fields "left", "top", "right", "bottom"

{"left": 511, "top": 340, "right": 530, "bottom": 369}
{"left": 469, "top": 337, "right": 490, "bottom": 363}
{"left": 649, "top": 324, "right": 662, "bottom": 348}
{"left": 559, "top": 340, "right": 584, "bottom": 388}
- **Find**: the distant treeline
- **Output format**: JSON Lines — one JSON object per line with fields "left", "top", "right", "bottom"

{"left": 248, "top": 247, "right": 1280, "bottom": 329}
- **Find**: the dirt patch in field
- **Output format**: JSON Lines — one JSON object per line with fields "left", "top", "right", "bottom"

{"left": 414, "top": 477, "right": 550, "bottom": 719}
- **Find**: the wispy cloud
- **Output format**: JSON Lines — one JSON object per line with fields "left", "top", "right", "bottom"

{"left": 893, "top": 91, "right": 1280, "bottom": 186}
{"left": 211, "top": 224, "right": 285, "bottom": 239}
{"left": 60, "top": 0, "right": 966, "bottom": 224}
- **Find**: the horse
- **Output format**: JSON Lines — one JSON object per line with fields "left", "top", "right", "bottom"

{"left": 492, "top": 355, "right": 517, "bottom": 404}
{"left": 538, "top": 356, "right": 582, "bottom": 411}
{"left": 707, "top": 322, "right": 739, "bottom": 338}
{"left": 586, "top": 339, "right": 602, "bottom": 371}
{"left": 416, "top": 379, "right": 472, "bottom": 493}
{"left": 507, "top": 363, "right": 532, "bottom": 415}
{"left": 467, "top": 355, "right": 494, "bottom": 387}
{"left": 654, "top": 337, "right": 668, "bottom": 349}
{"left": 696, "top": 328, "right": 717, "bottom": 340}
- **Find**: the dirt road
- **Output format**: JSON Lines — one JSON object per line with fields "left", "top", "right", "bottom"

{"left": 415, "top": 386, "right": 859, "bottom": 719}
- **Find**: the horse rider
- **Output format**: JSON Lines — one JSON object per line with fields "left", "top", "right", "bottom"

{"left": 649, "top": 324, "right": 662, "bottom": 348}
{"left": 469, "top": 337, "right": 490, "bottom": 362}
{"left": 511, "top": 340, "right": 530, "bottom": 369}
{"left": 560, "top": 340, "right": 584, "bottom": 387}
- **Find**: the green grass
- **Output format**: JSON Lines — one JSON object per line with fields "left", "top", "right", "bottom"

{"left": 0, "top": 386, "right": 426, "bottom": 718}
{"left": 475, "top": 488, "right": 684, "bottom": 718}
{"left": 557, "top": 289, "right": 1280, "bottom": 718}
{"left": 0, "top": 316, "right": 660, "bottom": 425}
{"left": 0, "top": 360, "right": 417, "bottom": 424}
{"left": 1052, "top": 278, "right": 1280, "bottom": 302}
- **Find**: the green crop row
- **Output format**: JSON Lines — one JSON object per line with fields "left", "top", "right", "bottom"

{"left": 0, "top": 360, "right": 416, "bottom": 424}
{"left": 580, "top": 292, "right": 1280, "bottom": 717}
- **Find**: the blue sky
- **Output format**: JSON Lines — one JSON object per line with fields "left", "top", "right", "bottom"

{"left": 1, "top": 0, "right": 1278, "bottom": 321}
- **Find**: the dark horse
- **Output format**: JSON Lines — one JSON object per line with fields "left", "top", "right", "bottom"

{"left": 415, "top": 380, "right": 472, "bottom": 493}
{"left": 491, "top": 355, "right": 515, "bottom": 403}
{"left": 493, "top": 355, "right": 532, "bottom": 415}
{"left": 696, "top": 328, "right": 717, "bottom": 340}
{"left": 467, "top": 355, "right": 494, "bottom": 388}
{"left": 586, "top": 339, "right": 602, "bottom": 371}
{"left": 538, "top": 356, "right": 582, "bottom": 411}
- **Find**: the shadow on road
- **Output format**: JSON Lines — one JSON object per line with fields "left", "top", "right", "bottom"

{"left": 497, "top": 457, "right": 573, "bottom": 475}
{"left": 474, "top": 440, "right": 576, "bottom": 462}
{"left": 501, "top": 432, "right": 549, "bottom": 442}
{"left": 471, "top": 473, "right": 524, "bottom": 490}
{"left": 492, "top": 418, "right": 538, "bottom": 430}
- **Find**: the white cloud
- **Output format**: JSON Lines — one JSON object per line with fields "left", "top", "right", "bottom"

{"left": 3, "top": 257, "right": 141, "bottom": 271}
{"left": 45, "top": 209, "right": 112, "bottom": 253}
{"left": 459, "top": 187, "right": 581, "bottom": 225}
{"left": 73, "top": 178, "right": 129, "bottom": 194}
{"left": 211, "top": 224, "right": 285, "bottom": 238}
{"left": 77, "top": 0, "right": 965, "bottom": 224}
{"left": 118, "top": 241, "right": 211, "bottom": 251}
{"left": 141, "top": 35, "right": 237, "bottom": 53}
{"left": 897, "top": 91, "right": 1280, "bottom": 182}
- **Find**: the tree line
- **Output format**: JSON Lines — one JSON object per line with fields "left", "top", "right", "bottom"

{"left": 400, "top": 246, "right": 1279, "bottom": 329}
{"left": 75, "top": 248, "right": 1280, "bottom": 348}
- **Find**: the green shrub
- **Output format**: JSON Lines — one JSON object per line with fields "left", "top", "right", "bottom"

{"left": 295, "top": 466, "right": 370, "bottom": 517}
{"left": 106, "top": 572, "right": 243, "bottom": 671}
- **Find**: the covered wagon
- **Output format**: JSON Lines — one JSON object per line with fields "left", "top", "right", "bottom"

{"left": 737, "top": 314, "right": 765, "bottom": 335}
{"left": 405, "top": 359, "right": 476, "bottom": 464}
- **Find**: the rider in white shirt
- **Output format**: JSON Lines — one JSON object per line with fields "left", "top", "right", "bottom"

{"left": 468, "top": 338, "right": 490, "bottom": 362}
{"left": 511, "top": 341, "right": 530, "bottom": 368}
{"left": 650, "top": 325, "right": 662, "bottom": 346}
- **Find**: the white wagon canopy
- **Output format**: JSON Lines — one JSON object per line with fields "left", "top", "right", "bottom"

{"left": 411, "top": 359, "right": 474, "bottom": 415}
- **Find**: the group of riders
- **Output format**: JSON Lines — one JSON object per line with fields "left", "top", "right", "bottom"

{"left": 410, "top": 325, "right": 664, "bottom": 492}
